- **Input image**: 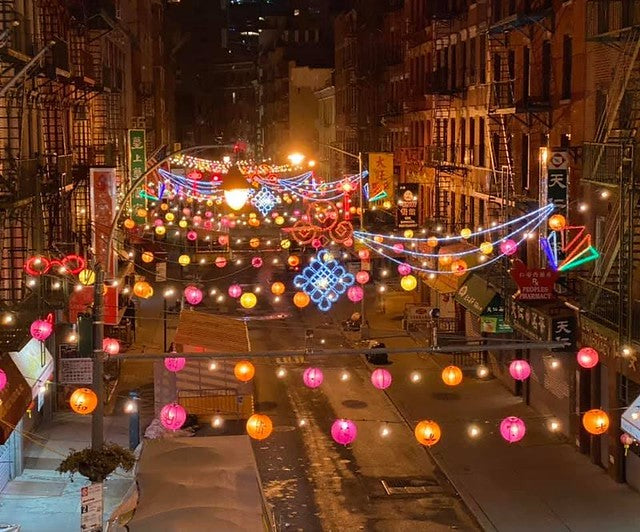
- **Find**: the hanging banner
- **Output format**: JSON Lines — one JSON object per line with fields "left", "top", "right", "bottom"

{"left": 397, "top": 183, "right": 420, "bottom": 229}
{"left": 510, "top": 260, "right": 558, "bottom": 301}
{"left": 129, "top": 129, "right": 147, "bottom": 224}
{"left": 368, "top": 153, "right": 394, "bottom": 203}
{"left": 547, "top": 151, "right": 569, "bottom": 216}
{"left": 89, "top": 167, "right": 117, "bottom": 274}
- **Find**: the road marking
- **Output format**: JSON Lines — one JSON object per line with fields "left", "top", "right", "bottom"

{"left": 275, "top": 356, "right": 306, "bottom": 364}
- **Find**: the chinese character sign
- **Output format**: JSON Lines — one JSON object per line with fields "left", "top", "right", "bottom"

{"left": 547, "top": 151, "right": 568, "bottom": 215}
{"left": 129, "top": 129, "right": 147, "bottom": 224}
{"left": 89, "top": 168, "right": 117, "bottom": 274}
{"left": 397, "top": 183, "right": 420, "bottom": 229}
{"left": 368, "top": 153, "right": 394, "bottom": 203}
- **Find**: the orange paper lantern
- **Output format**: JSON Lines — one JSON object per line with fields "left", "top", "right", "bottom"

{"left": 415, "top": 420, "right": 441, "bottom": 447}
{"left": 441, "top": 365, "right": 463, "bottom": 386}
{"left": 582, "top": 409, "right": 610, "bottom": 435}
{"left": 271, "top": 282, "right": 286, "bottom": 296}
{"left": 287, "top": 255, "right": 300, "bottom": 267}
{"left": 293, "top": 291, "right": 310, "bottom": 308}
{"left": 246, "top": 413, "right": 273, "bottom": 440}
{"left": 69, "top": 388, "right": 98, "bottom": 415}
{"left": 133, "top": 281, "right": 154, "bottom": 299}
{"left": 234, "top": 360, "right": 255, "bottom": 382}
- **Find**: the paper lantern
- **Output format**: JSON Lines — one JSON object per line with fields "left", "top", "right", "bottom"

{"left": 427, "top": 236, "right": 439, "bottom": 248}
{"left": 165, "top": 357, "right": 186, "bottom": 372}
{"left": 271, "top": 281, "right": 285, "bottom": 295}
{"left": 234, "top": 360, "right": 255, "bottom": 382}
{"left": 293, "top": 291, "right": 310, "bottom": 308}
{"left": 102, "top": 338, "right": 120, "bottom": 356}
{"left": 203, "top": 220, "right": 213, "bottom": 230}
{"left": 287, "top": 255, "right": 300, "bottom": 267}
{"left": 248, "top": 217, "right": 260, "bottom": 227}
{"left": 0, "top": 369, "right": 6, "bottom": 391}
{"left": 371, "top": 368, "right": 392, "bottom": 390}
{"left": 30, "top": 317, "right": 53, "bottom": 341}
{"left": 582, "top": 409, "right": 609, "bottom": 435}
{"left": 415, "top": 420, "right": 441, "bottom": 447}
{"left": 70, "top": 388, "right": 98, "bottom": 415}
{"left": 347, "top": 286, "right": 364, "bottom": 302}
{"left": 358, "top": 249, "right": 370, "bottom": 260}
{"left": 577, "top": 347, "right": 599, "bottom": 369}
{"left": 246, "top": 414, "right": 273, "bottom": 440}
{"left": 184, "top": 285, "right": 203, "bottom": 305}
{"left": 400, "top": 275, "right": 417, "bottom": 291}
{"left": 355, "top": 271, "right": 370, "bottom": 284}
{"left": 141, "top": 251, "right": 154, "bottom": 263}
{"left": 441, "top": 365, "right": 463, "bottom": 386}
{"left": 136, "top": 208, "right": 148, "bottom": 218}
{"left": 404, "top": 229, "right": 414, "bottom": 238}
{"left": 165, "top": 212, "right": 175, "bottom": 222}
{"left": 280, "top": 239, "right": 291, "bottom": 249}
{"left": 500, "top": 416, "right": 526, "bottom": 443}
{"left": 187, "top": 230, "right": 198, "bottom": 241}
{"left": 392, "top": 243, "right": 404, "bottom": 253}
{"left": 450, "top": 259, "right": 468, "bottom": 277}
{"left": 548, "top": 214, "right": 567, "bottom": 231}
{"left": 133, "top": 281, "right": 153, "bottom": 299}
{"left": 160, "top": 402, "right": 187, "bottom": 431}
{"left": 500, "top": 239, "right": 518, "bottom": 256}
{"left": 509, "top": 360, "right": 531, "bottom": 381}
{"left": 178, "top": 254, "right": 191, "bottom": 266}
{"left": 78, "top": 269, "right": 96, "bottom": 286}
{"left": 480, "top": 242, "right": 494, "bottom": 255}
{"left": 303, "top": 367, "right": 323, "bottom": 388}
{"left": 228, "top": 284, "right": 242, "bottom": 298}
{"left": 397, "top": 263, "right": 412, "bottom": 276}
{"left": 192, "top": 215, "right": 202, "bottom": 226}
{"left": 275, "top": 216, "right": 285, "bottom": 225}
{"left": 218, "top": 235, "right": 229, "bottom": 246}
{"left": 240, "top": 292, "right": 257, "bottom": 309}
{"left": 460, "top": 227, "right": 472, "bottom": 239}
{"left": 161, "top": 203, "right": 169, "bottom": 211}
{"left": 155, "top": 225, "right": 166, "bottom": 236}
{"left": 183, "top": 207, "right": 191, "bottom": 216}
{"left": 439, "top": 254, "right": 452, "bottom": 266}
{"left": 124, "top": 218, "right": 135, "bottom": 229}
{"left": 215, "top": 256, "right": 227, "bottom": 268}
{"left": 250, "top": 238, "right": 260, "bottom": 248}
{"left": 251, "top": 256, "right": 263, "bottom": 268}
{"left": 331, "top": 419, "right": 357, "bottom": 445}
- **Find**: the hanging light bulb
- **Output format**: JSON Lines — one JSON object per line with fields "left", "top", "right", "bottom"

{"left": 223, "top": 166, "right": 250, "bottom": 211}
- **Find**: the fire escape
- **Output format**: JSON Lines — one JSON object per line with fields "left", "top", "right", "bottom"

{"left": 582, "top": 1, "right": 640, "bottom": 340}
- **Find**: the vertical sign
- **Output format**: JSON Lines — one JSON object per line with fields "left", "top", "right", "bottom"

{"left": 80, "top": 482, "right": 103, "bottom": 531}
{"left": 547, "top": 151, "right": 569, "bottom": 216}
{"left": 128, "top": 129, "right": 147, "bottom": 224}
{"left": 397, "top": 183, "right": 420, "bottom": 229}
{"left": 89, "top": 168, "right": 117, "bottom": 274}
{"left": 368, "top": 153, "right": 394, "bottom": 203}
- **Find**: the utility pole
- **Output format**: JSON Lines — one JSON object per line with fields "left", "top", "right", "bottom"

{"left": 91, "top": 265, "right": 105, "bottom": 451}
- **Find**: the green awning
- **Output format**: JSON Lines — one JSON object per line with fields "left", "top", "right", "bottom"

{"left": 455, "top": 274, "right": 497, "bottom": 315}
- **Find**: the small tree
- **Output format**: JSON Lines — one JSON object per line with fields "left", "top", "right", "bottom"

{"left": 57, "top": 443, "right": 135, "bottom": 482}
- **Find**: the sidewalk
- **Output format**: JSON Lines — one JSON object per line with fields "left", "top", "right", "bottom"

{"left": 364, "top": 297, "right": 640, "bottom": 532}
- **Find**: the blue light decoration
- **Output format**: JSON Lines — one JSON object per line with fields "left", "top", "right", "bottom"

{"left": 251, "top": 186, "right": 279, "bottom": 216}
{"left": 294, "top": 250, "right": 355, "bottom": 311}
{"left": 541, "top": 225, "right": 600, "bottom": 272}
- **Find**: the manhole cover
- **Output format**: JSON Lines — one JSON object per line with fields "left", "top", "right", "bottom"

{"left": 381, "top": 478, "right": 442, "bottom": 496}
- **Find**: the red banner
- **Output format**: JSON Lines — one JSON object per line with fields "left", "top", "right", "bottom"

{"left": 90, "top": 168, "right": 117, "bottom": 274}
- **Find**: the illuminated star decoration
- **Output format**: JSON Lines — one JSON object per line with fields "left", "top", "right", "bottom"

{"left": 251, "top": 187, "right": 279, "bottom": 216}
{"left": 294, "top": 250, "right": 355, "bottom": 311}
{"left": 540, "top": 225, "right": 600, "bottom": 272}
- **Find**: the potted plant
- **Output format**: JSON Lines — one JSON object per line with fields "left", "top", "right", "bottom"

{"left": 57, "top": 443, "right": 135, "bottom": 482}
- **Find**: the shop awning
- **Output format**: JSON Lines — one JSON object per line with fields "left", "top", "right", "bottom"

{"left": 420, "top": 272, "right": 459, "bottom": 294}
{"left": 622, "top": 394, "right": 640, "bottom": 441}
{"left": 419, "top": 242, "right": 479, "bottom": 295}
{"left": 455, "top": 274, "right": 497, "bottom": 315}
{"left": 10, "top": 338, "right": 54, "bottom": 398}
{"left": 0, "top": 353, "right": 31, "bottom": 444}
{"left": 173, "top": 310, "right": 250, "bottom": 353}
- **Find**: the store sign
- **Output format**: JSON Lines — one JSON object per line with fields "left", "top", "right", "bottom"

{"left": 397, "top": 183, "right": 420, "bottom": 229}
{"left": 551, "top": 316, "right": 577, "bottom": 350}
{"left": 480, "top": 296, "right": 513, "bottom": 333}
{"left": 510, "top": 260, "right": 558, "bottom": 301}
{"left": 59, "top": 358, "right": 93, "bottom": 385}
{"left": 368, "top": 153, "right": 394, "bottom": 203}
{"left": 129, "top": 129, "right": 147, "bottom": 224}
{"left": 455, "top": 274, "right": 496, "bottom": 315}
{"left": 81, "top": 482, "right": 103, "bottom": 532}
{"left": 404, "top": 304, "right": 433, "bottom": 327}
{"left": 581, "top": 316, "right": 639, "bottom": 373}
{"left": 547, "top": 151, "right": 569, "bottom": 215}
{"left": 89, "top": 168, "right": 117, "bottom": 274}
{"left": 0, "top": 354, "right": 31, "bottom": 445}
{"left": 506, "top": 299, "right": 575, "bottom": 348}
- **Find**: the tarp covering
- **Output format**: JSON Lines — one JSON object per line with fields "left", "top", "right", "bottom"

{"left": 128, "top": 436, "right": 263, "bottom": 531}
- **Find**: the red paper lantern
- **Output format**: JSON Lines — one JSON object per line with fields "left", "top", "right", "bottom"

{"left": 102, "top": 338, "right": 120, "bottom": 356}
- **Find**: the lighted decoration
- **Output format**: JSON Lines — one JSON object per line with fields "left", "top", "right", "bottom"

{"left": 133, "top": 281, "right": 154, "bottom": 299}
{"left": 371, "top": 368, "right": 392, "bottom": 390}
{"left": 178, "top": 220, "right": 187, "bottom": 229}
{"left": 480, "top": 242, "right": 494, "bottom": 255}
{"left": 164, "top": 356, "right": 186, "bottom": 372}
{"left": 355, "top": 271, "right": 370, "bottom": 285}
{"left": 240, "top": 292, "right": 258, "bottom": 309}
{"left": 621, "top": 433, "right": 635, "bottom": 455}
{"left": 303, "top": 367, "right": 324, "bottom": 388}
{"left": 70, "top": 388, "right": 98, "bottom": 415}
{"left": 286, "top": 201, "right": 353, "bottom": 248}
{"left": 215, "top": 256, "right": 227, "bottom": 268}
{"left": 427, "top": 236, "right": 439, "bottom": 248}
{"left": 234, "top": 361, "right": 255, "bottom": 382}
{"left": 439, "top": 255, "right": 452, "bottom": 266}
{"left": 187, "top": 230, "right": 198, "bottom": 241}
{"left": 358, "top": 249, "right": 370, "bottom": 260}
{"left": 165, "top": 212, "right": 175, "bottom": 222}
{"left": 155, "top": 225, "right": 166, "bottom": 236}
{"left": 251, "top": 187, "right": 279, "bottom": 216}
{"left": 137, "top": 208, "right": 148, "bottom": 218}
{"left": 275, "top": 216, "right": 285, "bottom": 226}
{"left": 441, "top": 365, "right": 463, "bottom": 386}
{"left": 280, "top": 239, "right": 291, "bottom": 249}
{"left": 102, "top": 338, "right": 120, "bottom": 356}
{"left": 271, "top": 282, "right": 286, "bottom": 295}
{"left": 509, "top": 360, "right": 531, "bottom": 381}
{"left": 347, "top": 286, "right": 364, "bottom": 302}
{"left": 0, "top": 369, "right": 6, "bottom": 391}
{"left": 250, "top": 238, "right": 260, "bottom": 248}
{"left": 293, "top": 250, "right": 355, "bottom": 311}
{"left": 246, "top": 414, "right": 273, "bottom": 440}
{"left": 141, "top": 251, "right": 154, "bottom": 263}
{"left": 541, "top": 225, "right": 600, "bottom": 272}
{"left": 500, "top": 416, "right": 526, "bottom": 443}
{"left": 24, "top": 254, "right": 86, "bottom": 276}
{"left": 400, "top": 275, "right": 417, "bottom": 291}
{"left": 460, "top": 228, "right": 472, "bottom": 239}
{"left": 228, "top": 284, "right": 242, "bottom": 298}
{"left": 548, "top": 214, "right": 567, "bottom": 231}
{"left": 398, "top": 263, "right": 412, "bottom": 276}
{"left": 499, "top": 239, "right": 518, "bottom": 256}
{"left": 184, "top": 285, "right": 203, "bottom": 305}
{"left": 450, "top": 260, "right": 468, "bottom": 277}
{"left": 124, "top": 218, "right": 136, "bottom": 229}
{"left": 414, "top": 420, "right": 442, "bottom": 447}
{"left": 287, "top": 255, "right": 300, "bottom": 267}
{"left": 577, "top": 347, "right": 599, "bottom": 369}
{"left": 392, "top": 243, "right": 404, "bottom": 254}
{"left": 404, "top": 229, "right": 414, "bottom": 238}
{"left": 178, "top": 254, "right": 191, "bottom": 266}
{"left": 582, "top": 409, "right": 609, "bottom": 435}
{"left": 78, "top": 269, "right": 96, "bottom": 286}
{"left": 30, "top": 315, "right": 53, "bottom": 341}
{"left": 160, "top": 402, "right": 187, "bottom": 431}
{"left": 251, "top": 257, "right": 263, "bottom": 268}
{"left": 293, "top": 291, "right": 311, "bottom": 308}
{"left": 331, "top": 419, "right": 357, "bottom": 445}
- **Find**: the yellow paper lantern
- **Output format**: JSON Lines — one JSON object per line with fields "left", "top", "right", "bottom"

{"left": 480, "top": 242, "right": 494, "bottom": 255}
{"left": 123, "top": 218, "right": 135, "bottom": 229}
{"left": 441, "top": 365, "right": 463, "bottom": 386}
{"left": 280, "top": 239, "right": 291, "bottom": 250}
{"left": 415, "top": 420, "right": 441, "bottom": 447}
{"left": 400, "top": 274, "right": 417, "bottom": 291}
{"left": 133, "top": 281, "right": 153, "bottom": 299}
{"left": 234, "top": 360, "right": 255, "bottom": 382}
{"left": 249, "top": 238, "right": 260, "bottom": 248}
{"left": 165, "top": 212, "right": 175, "bottom": 222}
{"left": 293, "top": 291, "right": 310, "bottom": 308}
{"left": 78, "top": 269, "right": 96, "bottom": 286}
{"left": 136, "top": 208, "right": 148, "bottom": 218}
{"left": 271, "top": 282, "right": 286, "bottom": 296}
{"left": 240, "top": 292, "right": 257, "bottom": 309}
{"left": 246, "top": 413, "right": 273, "bottom": 440}
{"left": 178, "top": 255, "right": 191, "bottom": 266}
{"left": 69, "top": 387, "right": 98, "bottom": 415}
{"left": 374, "top": 235, "right": 384, "bottom": 243}
{"left": 404, "top": 229, "right": 414, "bottom": 238}
{"left": 275, "top": 216, "right": 285, "bottom": 226}
{"left": 382, "top": 200, "right": 392, "bottom": 209}
{"left": 178, "top": 220, "right": 188, "bottom": 228}
{"left": 248, "top": 218, "right": 260, "bottom": 227}
{"left": 155, "top": 225, "right": 166, "bottom": 236}
{"left": 582, "top": 409, "right": 610, "bottom": 435}
{"left": 460, "top": 228, "right": 472, "bottom": 239}
{"left": 141, "top": 251, "right": 154, "bottom": 263}
{"left": 548, "top": 214, "right": 567, "bottom": 231}
{"left": 427, "top": 236, "right": 439, "bottom": 248}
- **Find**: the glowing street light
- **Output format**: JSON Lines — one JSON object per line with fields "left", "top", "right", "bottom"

{"left": 287, "top": 152, "right": 305, "bottom": 166}
{"left": 222, "top": 165, "right": 250, "bottom": 211}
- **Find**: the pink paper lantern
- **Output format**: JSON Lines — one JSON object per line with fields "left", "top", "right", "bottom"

{"left": 577, "top": 347, "right": 599, "bottom": 369}
{"left": 392, "top": 243, "right": 404, "bottom": 254}
{"left": 160, "top": 402, "right": 187, "bottom": 431}
{"left": 187, "top": 230, "right": 198, "bottom": 241}
{"left": 358, "top": 249, "right": 370, "bottom": 260}
{"left": 182, "top": 208, "right": 191, "bottom": 216}
{"left": 500, "top": 416, "right": 526, "bottom": 443}
{"left": 102, "top": 338, "right": 120, "bottom": 356}
{"left": 331, "top": 418, "right": 357, "bottom": 445}
{"left": 371, "top": 368, "right": 392, "bottom": 390}
{"left": 228, "top": 284, "right": 242, "bottom": 298}
{"left": 251, "top": 257, "right": 263, "bottom": 268}
{"left": 347, "top": 286, "right": 364, "bottom": 302}
{"left": 205, "top": 211, "right": 213, "bottom": 218}
{"left": 215, "top": 256, "right": 227, "bottom": 268}
{"left": 229, "top": 220, "right": 237, "bottom": 229}
{"left": 499, "top": 239, "right": 518, "bottom": 256}
{"left": 218, "top": 235, "right": 229, "bottom": 246}
{"left": 355, "top": 271, "right": 370, "bottom": 284}
{"left": 153, "top": 218, "right": 164, "bottom": 227}
{"left": 184, "top": 285, "right": 203, "bottom": 305}
{"left": 0, "top": 369, "right": 7, "bottom": 391}
{"left": 509, "top": 360, "right": 531, "bottom": 381}
{"left": 303, "top": 367, "right": 324, "bottom": 388}
{"left": 221, "top": 217, "right": 230, "bottom": 228}
{"left": 192, "top": 215, "right": 202, "bottom": 226}
{"left": 397, "top": 263, "right": 412, "bottom": 275}
{"left": 30, "top": 318, "right": 53, "bottom": 341}
{"left": 164, "top": 356, "right": 186, "bottom": 372}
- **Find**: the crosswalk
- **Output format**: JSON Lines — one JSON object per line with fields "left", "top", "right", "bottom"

{"left": 275, "top": 356, "right": 306, "bottom": 365}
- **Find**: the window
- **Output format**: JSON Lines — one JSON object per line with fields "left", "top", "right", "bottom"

{"left": 469, "top": 117, "right": 475, "bottom": 165}
{"left": 461, "top": 40, "right": 467, "bottom": 86}
{"left": 617, "top": 374, "right": 640, "bottom": 407}
{"left": 479, "top": 35, "right": 486, "bottom": 84}
{"left": 479, "top": 117, "right": 486, "bottom": 166}
{"left": 460, "top": 118, "right": 466, "bottom": 163}
{"left": 560, "top": 133, "right": 571, "bottom": 148}
{"left": 542, "top": 40, "right": 551, "bottom": 101}
{"left": 562, "top": 35, "right": 572, "bottom": 100}
{"left": 469, "top": 37, "right": 476, "bottom": 84}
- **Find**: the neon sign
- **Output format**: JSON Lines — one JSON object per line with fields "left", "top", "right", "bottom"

{"left": 541, "top": 225, "right": 600, "bottom": 272}
{"left": 24, "top": 255, "right": 86, "bottom": 276}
